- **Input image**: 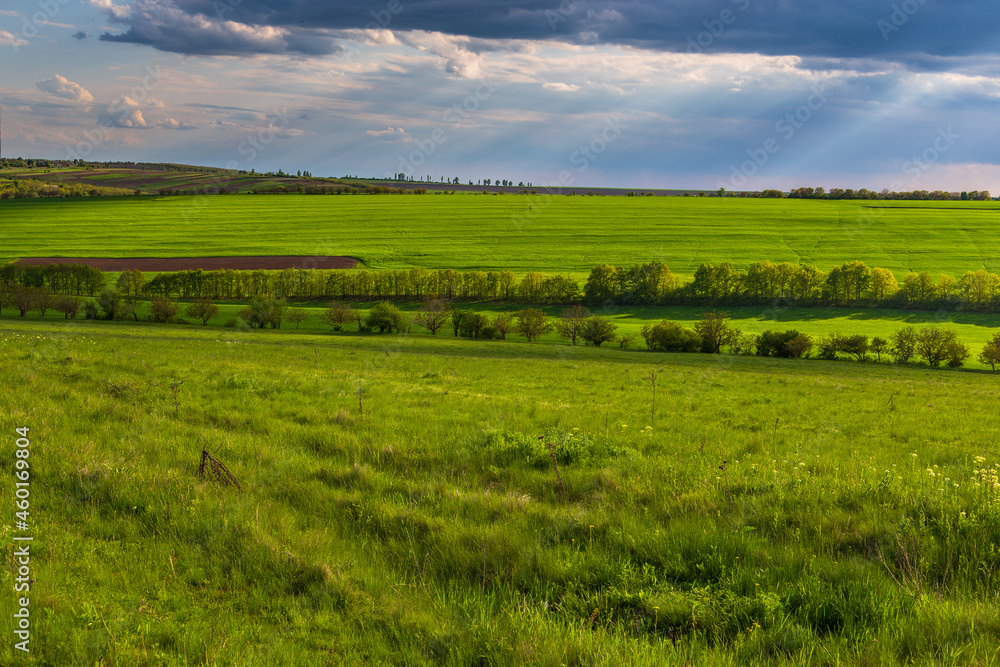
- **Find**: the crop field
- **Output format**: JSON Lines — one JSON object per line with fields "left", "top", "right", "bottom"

{"left": 3, "top": 196, "right": 1000, "bottom": 277}
{"left": 2, "top": 318, "right": 1000, "bottom": 665}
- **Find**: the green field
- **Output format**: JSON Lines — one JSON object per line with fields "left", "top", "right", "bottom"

{"left": 3, "top": 318, "right": 1000, "bottom": 665}
{"left": 8, "top": 300, "right": 998, "bottom": 368}
{"left": 3, "top": 196, "right": 1000, "bottom": 277}
{"left": 6, "top": 192, "right": 1000, "bottom": 664}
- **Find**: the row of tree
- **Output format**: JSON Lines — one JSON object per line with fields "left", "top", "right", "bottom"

{"left": 785, "top": 187, "right": 992, "bottom": 201}
{"left": 586, "top": 261, "right": 1000, "bottom": 310}
{"left": 6, "top": 288, "right": 998, "bottom": 369}
{"left": 0, "top": 180, "right": 135, "bottom": 199}
{"left": 7, "top": 260, "right": 1000, "bottom": 312}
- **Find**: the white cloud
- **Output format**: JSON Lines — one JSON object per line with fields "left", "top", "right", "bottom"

{"left": 0, "top": 30, "right": 29, "bottom": 48}
{"left": 36, "top": 75, "right": 94, "bottom": 103}
{"left": 367, "top": 127, "right": 406, "bottom": 137}
{"left": 543, "top": 82, "right": 580, "bottom": 92}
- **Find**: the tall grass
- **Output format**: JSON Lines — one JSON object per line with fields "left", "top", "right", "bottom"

{"left": 1, "top": 318, "right": 999, "bottom": 664}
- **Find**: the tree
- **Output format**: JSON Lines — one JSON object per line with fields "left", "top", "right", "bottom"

{"left": 694, "top": 311, "right": 736, "bottom": 353}
{"left": 56, "top": 295, "right": 82, "bottom": 319}
{"left": 9, "top": 285, "right": 35, "bottom": 317}
{"left": 150, "top": 295, "right": 180, "bottom": 323}
{"left": 459, "top": 313, "right": 490, "bottom": 338}
{"left": 515, "top": 309, "right": 552, "bottom": 342}
{"left": 916, "top": 328, "right": 959, "bottom": 367}
{"left": 870, "top": 336, "right": 887, "bottom": 363}
{"left": 583, "top": 264, "right": 618, "bottom": 305}
{"left": 119, "top": 297, "right": 140, "bottom": 322}
{"left": 116, "top": 269, "right": 146, "bottom": 298}
{"left": 239, "top": 298, "right": 287, "bottom": 329}
{"left": 185, "top": 298, "right": 220, "bottom": 325}
{"left": 579, "top": 316, "right": 618, "bottom": 347}
{"left": 286, "top": 308, "right": 309, "bottom": 329}
{"left": 450, "top": 308, "right": 471, "bottom": 337}
{"left": 321, "top": 301, "right": 356, "bottom": 331}
{"left": 365, "top": 302, "right": 409, "bottom": 333}
{"left": 554, "top": 305, "right": 590, "bottom": 345}
{"left": 890, "top": 327, "right": 917, "bottom": 364}
{"left": 839, "top": 334, "right": 869, "bottom": 362}
{"left": 946, "top": 339, "right": 969, "bottom": 368}
{"left": 978, "top": 332, "right": 1000, "bottom": 370}
{"left": 35, "top": 286, "right": 53, "bottom": 318}
{"left": 492, "top": 313, "right": 514, "bottom": 340}
{"left": 96, "top": 289, "right": 121, "bottom": 320}
{"left": 870, "top": 268, "right": 898, "bottom": 300}
{"left": 413, "top": 298, "right": 449, "bottom": 335}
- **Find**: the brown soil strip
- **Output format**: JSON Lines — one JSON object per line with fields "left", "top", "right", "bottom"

{"left": 13, "top": 256, "right": 357, "bottom": 271}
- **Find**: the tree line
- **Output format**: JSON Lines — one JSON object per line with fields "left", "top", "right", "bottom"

{"left": 6, "top": 259, "right": 1000, "bottom": 312}
{"left": 7, "top": 285, "right": 995, "bottom": 371}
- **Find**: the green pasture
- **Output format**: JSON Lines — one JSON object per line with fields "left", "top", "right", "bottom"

{"left": 8, "top": 301, "right": 997, "bottom": 368}
{"left": 2, "top": 196, "right": 1000, "bottom": 277}
{"left": 2, "top": 318, "right": 1000, "bottom": 665}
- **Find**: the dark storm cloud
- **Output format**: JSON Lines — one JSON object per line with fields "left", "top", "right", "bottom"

{"left": 97, "top": 0, "right": 999, "bottom": 61}
{"left": 96, "top": 0, "right": 340, "bottom": 56}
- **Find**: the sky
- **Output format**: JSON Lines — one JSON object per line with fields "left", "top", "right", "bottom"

{"left": 1, "top": 0, "right": 998, "bottom": 191}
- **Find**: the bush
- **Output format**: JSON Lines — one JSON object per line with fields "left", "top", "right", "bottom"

{"left": 784, "top": 334, "right": 813, "bottom": 359}
{"left": 579, "top": 316, "right": 618, "bottom": 347}
{"left": 95, "top": 289, "right": 121, "bottom": 321}
{"left": 459, "top": 313, "right": 490, "bottom": 338}
{"left": 365, "top": 302, "right": 409, "bottom": 333}
{"left": 83, "top": 299, "right": 100, "bottom": 320}
{"left": 757, "top": 330, "right": 802, "bottom": 358}
{"left": 224, "top": 317, "right": 238, "bottom": 328}
{"left": 150, "top": 295, "right": 180, "bottom": 323}
{"left": 641, "top": 321, "right": 701, "bottom": 352}
{"left": 947, "top": 339, "right": 969, "bottom": 368}
{"left": 241, "top": 298, "right": 287, "bottom": 329}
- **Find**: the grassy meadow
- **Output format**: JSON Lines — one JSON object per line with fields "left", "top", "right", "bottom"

{"left": 3, "top": 195, "right": 1000, "bottom": 277}
{"left": 4, "top": 192, "right": 1000, "bottom": 664}
{"left": 8, "top": 300, "right": 999, "bottom": 368}
{"left": 2, "top": 318, "right": 1000, "bottom": 665}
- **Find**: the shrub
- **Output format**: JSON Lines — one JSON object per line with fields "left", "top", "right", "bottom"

{"left": 947, "top": 339, "right": 969, "bottom": 368}
{"left": 641, "top": 321, "right": 701, "bottom": 352}
{"left": 757, "top": 330, "right": 802, "bottom": 358}
{"left": 95, "top": 289, "right": 121, "bottom": 321}
{"left": 784, "top": 334, "right": 813, "bottom": 359}
{"left": 579, "top": 316, "right": 618, "bottom": 347}
{"left": 150, "top": 295, "right": 180, "bottom": 323}
{"left": 365, "top": 302, "right": 409, "bottom": 333}
{"left": 459, "top": 313, "right": 490, "bottom": 338}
